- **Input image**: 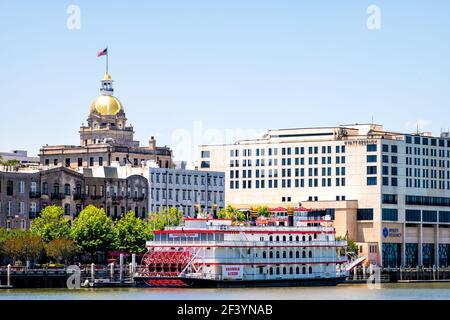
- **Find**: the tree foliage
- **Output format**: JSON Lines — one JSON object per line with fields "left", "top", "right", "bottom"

{"left": 70, "top": 205, "right": 116, "bottom": 254}
{"left": 3, "top": 231, "right": 44, "bottom": 263}
{"left": 30, "top": 205, "right": 71, "bottom": 242}
{"left": 46, "top": 237, "right": 77, "bottom": 265}
{"left": 147, "top": 207, "right": 183, "bottom": 232}
{"left": 217, "top": 205, "right": 245, "bottom": 222}
{"left": 114, "top": 211, "right": 151, "bottom": 253}
{"left": 257, "top": 206, "right": 270, "bottom": 217}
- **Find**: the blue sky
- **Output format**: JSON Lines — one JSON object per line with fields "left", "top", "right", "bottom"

{"left": 1, "top": 1, "right": 449, "bottom": 161}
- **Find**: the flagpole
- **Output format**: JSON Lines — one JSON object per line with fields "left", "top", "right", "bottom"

{"left": 106, "top": 46, "right": 109, "bottom": 74}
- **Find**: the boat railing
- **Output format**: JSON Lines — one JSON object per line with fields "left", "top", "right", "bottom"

{"left": 147, "top": 240, "right": 348, "bottom": 247}
{"left": 188, "top": 257, "right": 348, "bottom": 264}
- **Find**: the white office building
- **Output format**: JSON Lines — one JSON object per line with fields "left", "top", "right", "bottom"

{"left": 198, "top": 124, "right": 450, "bottom": 267}
{"left": 148, "top": 166, "right": 225, "bottom": 217}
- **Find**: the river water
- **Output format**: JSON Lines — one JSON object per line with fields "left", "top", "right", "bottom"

{"left": 1, "top": 283, "right": 450, "bottom": 300}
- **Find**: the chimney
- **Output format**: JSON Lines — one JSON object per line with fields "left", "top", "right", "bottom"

{"left": 149, "top": 136, "right": 156, "bottom": 151}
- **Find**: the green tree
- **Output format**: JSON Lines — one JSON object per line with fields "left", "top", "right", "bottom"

{"left": 70, "top": 205, "right": 116, "bottom": 259}
{"left": 114, "top": 211, "right": 151, "bottom": 253}
{"left": 0, "top": 227, "right": 7, "bottom": 254}
{"left": 147, "top": 207, "right": 183, "bottom": 232}
{"left": 217, "top": 205, "right": 245, "bottom": 222}
{"left": 257, "top": 206, "right": 270, "bottom": 217}
{"left": 336, "top": 236, "right": 358, "bottom": 256}
{"left": 30, "top": 206, "right": 71, "bottom": 242}
{"left": 46, "top": 237, "right": 77, "bottom": 265}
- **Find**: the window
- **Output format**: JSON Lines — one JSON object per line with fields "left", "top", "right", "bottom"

{"left": 367, "top": 177, "right": 377, "bottom": 186}
{"left": 99, "top": 157, "right": 104, "bottom": 166}
{"left": 367, "top": 166, "right": 377, "bottom": 175}
{"left": 201, "top": 151, "right": 210, "bottom": 158}
{"left": 357, "top": 209, "right": 374, "bottom": 220}
{"left": 367, "top": 144, "right": 377, "bottom": 152}
{"left": 78, "top": 158, "right": 83, "bottom": 167}
{"left": 89, "top": 157, "right": 94, "bottom": 166}
{"left": 382, "top": 208, "right": 398, "bottom": 221}
{"left": 65, "top": 158, "right": 71, "bottom": 167}
{"left": 64, "top": 184, "right": 71, "bottom": 196}
{"left": 201, "top": 161, "right": 210, "bottom": 168}
{"left": 367, "top": 155, "right": 377, "bottom": 163}
{"left": 6, "top": 180, "right": 13, "bottom": 196}
{"left": 406, "top": 210, "right": 421, "bottom": 222}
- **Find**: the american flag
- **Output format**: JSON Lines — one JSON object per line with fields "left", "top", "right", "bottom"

{"left": 97, "top": 48, "right": 108, "bottom": 57}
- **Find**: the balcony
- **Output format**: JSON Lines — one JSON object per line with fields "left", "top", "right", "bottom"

{"left": 73, "top": 193, "right": 87, "bottom": 201}
{"left": 29, "top": 191, "right": 41, "bottom": 199}
{"left": 50, "top": 193, "right": 66, "bottom": 200}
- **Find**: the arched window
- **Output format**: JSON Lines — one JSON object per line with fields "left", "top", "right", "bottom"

{"left": 283, "top": 251, "right": 287, "bottom": 259}
{"left": 269, "top": 235, "right": 273, "bottom": 242}
{"left": 296, "top": 267, "right": 299, "bottom": 274}
{"left": 276, "top": 251, "right": 280, "bottom": 259}
{"left": 296, "top": 251, "right": 300, "bottom": 258}
{"left": 289, "top": 251, "right": 293, "bottom": 259}
{"left": 276, "top": 236, "right": 280, "bottom": 242}
{"left": 282, "top": 236, "right": 286, "bottom": 242}
{"left": 290, "top": 267, "right": 293, "bottom": 274}
{"left": 283, "top": 267, "right": 286, "bottom": 275}
{"left": 276, "top": 267, "right": 280, "bottom": 275}
{"left": 302, "top": 266, "right": 306, "bottom": 274}
{"left": 309, "top": 235, "right": 312, "bottom": 241}
{"left": 302, "top": 251, "right": 306, "bottom": 258}
{"left": 270, "top": 251, "right": 273, "bottom": 259}
{"left": 289, "top": 235, "right": 293, "bottom": 242}
{"left": 314, "top": 233, "right": 317, "bottom": 239}
{"left": 296, "top": 236, "right": 299, "bottom": 242}
{"left": 302, "top": 235, "right": 306, "bottom": 241}
{"left": 263, "top": 251, "right": 267, "bottom": 259}
{"left": 309, "top": 251, "right": 312, "bottom": 258}
{"left": 269, "top": 267, "right": 273, "bottom": 275}
{"left": 309, "top": 266, "right": 313, "bottom": 274}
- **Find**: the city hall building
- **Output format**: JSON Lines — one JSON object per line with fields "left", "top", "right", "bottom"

{"left": 199, "top": 124, "right": 450, "bottom": 267}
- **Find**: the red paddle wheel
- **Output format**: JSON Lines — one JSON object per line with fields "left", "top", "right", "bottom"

{"left": 140, "top": 249, "right": 194, "bottom": 286}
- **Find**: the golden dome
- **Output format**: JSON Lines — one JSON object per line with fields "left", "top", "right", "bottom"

{"left": 89, "top": 95, "right": 123, "bottom": 116}
{"left": 102, "top": 73, "right": 113, "bottom": 81}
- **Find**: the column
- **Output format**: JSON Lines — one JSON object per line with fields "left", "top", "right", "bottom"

{"left": 435, "top": 224, "right": 439, "bottom": 267}
{"left": 418, "top": 224, "right": 423, "bottom": 266}
{"left": 402, "top": 222, "right": 406, "bottom": 266}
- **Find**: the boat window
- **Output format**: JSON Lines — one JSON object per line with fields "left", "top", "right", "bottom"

{"left": 302, "top": 251, "right": 306, "bottom": 258}
{"left": 314, "top": 233, "right": 317, "bottom": 239}
{"left": 276, "top": 236, "right": 280, "bottom": 242}
{"left": 302, "top": 236, "right": 305, "bottom": 241}
{"left": 283, "top": 251, "right": 286, "bottom": 259}
{"left": 289, "top": 235, "right": 293, "bottom": 242}
{"left": 263, "top": 251, "right": 267, "bottom": 259}
{"left": 308, "top": 235, "right": 312, "bottom": 241}
{"left": 296, "top": 236, "right": 299, "bottom": 242}
{"left": 309, "top": 266, "right": 313, "bottom": 274}
{"left": 283, "top": 267, "right": 286, "bottom": 275}
{"left": 276, "top": 251, "right": 280, "bottom": 259}
{"left": 269, "top": 236, "right": 273, "bottom": 242}
{"left": 302, "top": 266, "right": 306, "bottom": 274}
{"left": 270, "top": 251, "right": 273, "bottom": 259}
{"left": 296, "top": 267, "right": 299, "bottom": 274}
{"left": 296, "top": 251, "right": 299, "bottom": 258}
{"left": 290, "top": 267, "right": 293, "bottom": 274}
{"left": 309, "top": 251, "right": 312, "bottom": 258}
{"left": 276, "top": 267, "right": 280, "bottom": 275}
{"left": 270, "top": 267, "right": 273, "bottom": 275}
{"left": 289, "top": 251, "right": 293, "bottom": 259}
{"left": 282, "top": 236, "right": 286, "bottom": 242}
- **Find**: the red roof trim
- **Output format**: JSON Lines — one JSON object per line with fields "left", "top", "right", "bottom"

{"left": 154, "top": 230, "right": 335, "bottom": 235}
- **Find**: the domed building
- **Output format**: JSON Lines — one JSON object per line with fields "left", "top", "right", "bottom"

{"left": 39, "top": 73, "right": 173, "bottom": 170}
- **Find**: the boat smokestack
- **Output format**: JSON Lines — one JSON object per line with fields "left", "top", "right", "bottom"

{"left": 288, "top": 206, "right": 294, "bottom": 227}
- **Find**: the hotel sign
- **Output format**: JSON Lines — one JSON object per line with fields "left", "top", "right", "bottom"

{"left": 344, "top": 139, "right": 377, "bottom": 146}
{"left": 383, "top": 227, "right": 401, "bottom": 238}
